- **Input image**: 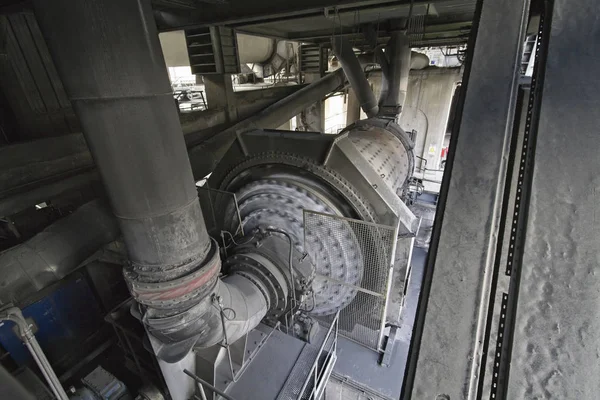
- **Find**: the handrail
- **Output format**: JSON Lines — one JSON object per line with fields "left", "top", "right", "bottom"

{"left": 184, "top": 369, "right": 237, "bottom": 400}
{"left": 297, "top": 311, "right": 340, "bottom": 399}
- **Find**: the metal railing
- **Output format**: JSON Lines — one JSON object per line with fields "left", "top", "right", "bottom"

{"left": 298, "top": 311, "right": 340, "bottom": 400}
{"left": 304, "top": 210, "right": 398, "bottom": 351}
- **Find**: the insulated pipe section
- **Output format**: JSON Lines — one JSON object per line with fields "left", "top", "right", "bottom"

{"left": 379, "top": 32, "right": 411, "bottom": 117}
{"left": 0, "top": 200, "right": 119, "bottom": 305}
{"left": 0, "top": 307, "right": 69, "bottom": 400}
{"left": 33, "top": 0, "right": 215, "bottom": 360}
{"left": 332, "top": 36, "right": 379, "bottom": 118}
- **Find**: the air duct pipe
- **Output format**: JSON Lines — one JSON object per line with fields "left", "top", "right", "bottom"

{"left": 32, "top": 0, "right": 285, "bottom": 364}
{"left": 332, "top": 36, "right": 379, "bottom": 117}
{"left": 379, "top": 31, "right": 412, "bottom": 117}
{"left": 0, "top": 200, "right": 119, "bottom": 305}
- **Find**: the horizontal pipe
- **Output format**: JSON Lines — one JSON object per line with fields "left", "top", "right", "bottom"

{"left": 0, "top": 200, "right": 119, "bottom": 305}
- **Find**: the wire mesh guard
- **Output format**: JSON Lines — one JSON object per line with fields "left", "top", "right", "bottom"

{"left": 303, "top": 210, "right": 398, "bottom": 351}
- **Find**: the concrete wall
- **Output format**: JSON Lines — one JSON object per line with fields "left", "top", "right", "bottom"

{"left": 401, "top": 67, "right": 462, "bottom": 170}
{"left": 368, "top": 67, "right": 462, "bottom": 170}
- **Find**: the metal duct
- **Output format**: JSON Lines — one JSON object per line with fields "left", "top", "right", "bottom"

{"left": 237, "top": 33, "right": 276, "bottom": 64}
{"left": 0, "top": 200, "right": 118, "bottom": 305}
{"left": 159, "top": 30, "right": 292, "bottom": 72}
{"left": 356, "top": 51, "right": 429, "bottom": 71}
{"left": 410, "top": 52, "right": 430, "bottom": 70}
{"left": 332, "top": 36, "right": 379, "bottom": 118}
{"left": 379, "top": 32, "right": 412, "bottom": 117}
{"left": 32, "top": 0, "right": 281, "bottom": 364}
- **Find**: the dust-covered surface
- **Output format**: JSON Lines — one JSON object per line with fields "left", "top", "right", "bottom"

{"left": 506, "top": 2, "right": 600, "bottom": 398}
{"left": 409, "top": 0, "right": 529, "bottom": 397}
{"left": 409, "top": 200, "right": 437, "bottom": 249}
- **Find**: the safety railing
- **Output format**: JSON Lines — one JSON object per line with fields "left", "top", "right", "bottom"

{"left": 297, "top": 311, "right": 340, "bottom": 400}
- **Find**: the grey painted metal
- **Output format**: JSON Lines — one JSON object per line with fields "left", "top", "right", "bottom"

{"left": 153, "top": 0, "right": 427, "bottom": 30}
{"left": 31, "top": 0, "right": 286, "bottom": 369}
{"left": 0, "top": 200, "right": 119, "bottom": 305}
{"left": 277, "top": 344, "right": 320, "bottom": 399}
{"left": 225, "top": 323, "right": 306, "bottom": 400}
{"left": 405, "top": 0, "right": 530, "bottom": 398}
{"left": 345, "top": 88, "right": 361, "bottom": 125}
{"left": 326, "top": 119, "right": 417, "bottom": 232}
{"left": 228, "top": 178, "right": 355, "bottom": 316}
{"left": 379, "top": 31, "right": 411, "bottom": 117}
{"left": 0, "top": 73, "right": 334, "bottom": 217}
{"left": 377, "top": 219, "right": 400, "bottom": 352}
{"left": 330, "top": 247, "right": 427, "bottom": 399}
{"left": 380, "top": 325, "right": 399, "bottom": 368}
{"left": 32, "top": 0, "right": 212, "bottom": 272}
{"left": 332, "top": 36, "right": 379, "bottom": 117}
{"left": 298, "top": 312, "right": 339, "bottom": 400}
{"left": 0, "top": 306, "right": 69, "bottom": 400}
{"left": 506, "top": 1, "right": 600, "bottom": 398}
{"left": 236, "top": 34, "right": 275, "bottom": 64}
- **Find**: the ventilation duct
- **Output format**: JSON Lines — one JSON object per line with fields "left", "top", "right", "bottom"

{"left": 332, "top": 36, "right": 379, "bottom": 118}
{"left": 0, "top": 200, "right": 118, "bottom": 306}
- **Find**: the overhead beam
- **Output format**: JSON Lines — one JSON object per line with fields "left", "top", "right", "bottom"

{"left": 154, "top": 0, "right": 434, "bottom": 31}
{"left": 287, "top": 21, "right": 472, "bottom": 42}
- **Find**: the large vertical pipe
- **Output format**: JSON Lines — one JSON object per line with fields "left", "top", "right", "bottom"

{"left": 32, "top": 0, "right": 215, "bottom": 358}
{"left": 32, "top": 0, "right": 210, "bottom": 272}
{"left": 332, "top": 36, "right": 379, "bottom": 118}
{"left": 379, "top": 31, "right": 411, "bottom": 117}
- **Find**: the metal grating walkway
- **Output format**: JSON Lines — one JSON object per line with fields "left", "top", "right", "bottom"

{"left": 277, "top": 344, "right": 319, "bottom": 400}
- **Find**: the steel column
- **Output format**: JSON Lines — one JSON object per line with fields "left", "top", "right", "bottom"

{"left": 403, "top": 0, "right": 530, "bottom": 398}
{"left": 506, "top": 0, "right": 600, "bottom": 398}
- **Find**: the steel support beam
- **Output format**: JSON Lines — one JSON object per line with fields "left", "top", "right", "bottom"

{"left": 154, "top": 0, "right": 426, "bottom": 30}
{"left": 506, "top": 0, "right": 600, "bottom": 398}
{"left": 403, "top": 0, "right": 530, "bottom": 399}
